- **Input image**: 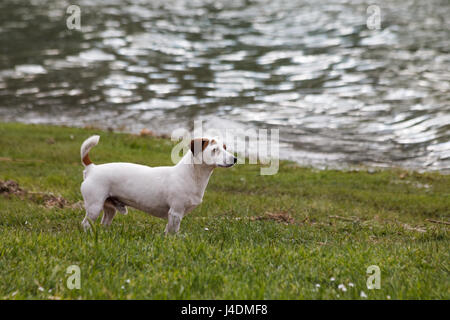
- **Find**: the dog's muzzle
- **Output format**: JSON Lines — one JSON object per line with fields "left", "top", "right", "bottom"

{"left": 219, "top": 157, "right": 237, "bottom": 168}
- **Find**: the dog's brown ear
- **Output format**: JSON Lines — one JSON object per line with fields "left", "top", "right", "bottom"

{"left": 190, "top": 138, "right": 209, "bottom": 156}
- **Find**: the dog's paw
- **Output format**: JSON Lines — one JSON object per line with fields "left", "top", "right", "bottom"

{"left": 81, "top": 220, "right": 92, "bottom": 231}
{"left": 117, "top": 205, "right": 128, "bottom": 215}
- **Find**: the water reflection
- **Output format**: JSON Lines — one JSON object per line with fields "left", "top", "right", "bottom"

{"left": 0, "top": 0, "right": 449, "bottom": 171}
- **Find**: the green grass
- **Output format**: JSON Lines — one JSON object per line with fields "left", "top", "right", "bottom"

{"left": 0, "top": 122, "right": 449, "bottom": 299}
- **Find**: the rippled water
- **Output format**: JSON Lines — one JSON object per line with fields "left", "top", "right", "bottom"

{"left": 0, "top": 0, "right": 449, "bottom": 171}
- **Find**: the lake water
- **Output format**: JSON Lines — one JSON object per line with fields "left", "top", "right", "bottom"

{"left": 0, "top": 0, "right": 449, "bottom": 172}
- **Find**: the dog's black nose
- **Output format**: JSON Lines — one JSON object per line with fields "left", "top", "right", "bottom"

{"left": 233, "top": 157, "right": 237, "bottom": 164}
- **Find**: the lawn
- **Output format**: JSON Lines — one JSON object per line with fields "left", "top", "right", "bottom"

{"left": 0, "top": 122, "right": 448, "bottom": 299}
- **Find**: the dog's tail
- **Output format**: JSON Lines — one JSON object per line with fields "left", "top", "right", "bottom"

{"left": 81, "top": 135, "right": 100, "bottom": 167}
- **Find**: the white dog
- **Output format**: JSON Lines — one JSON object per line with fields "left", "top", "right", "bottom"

{"left": 79, "top": 135, "right": 236, "bottom": 234}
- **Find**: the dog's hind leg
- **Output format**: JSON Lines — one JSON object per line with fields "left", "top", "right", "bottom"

{"left": 81, "top": 181, "right": 107, "bottom": 230}
{"left": 81, "top": 202, "right": 104, "bottom": 230}
{"left": 101, "top": 199, "right": 117, "bottom": 226}
{"left": 107, "top": 197, "right": 128, "bottom": 215}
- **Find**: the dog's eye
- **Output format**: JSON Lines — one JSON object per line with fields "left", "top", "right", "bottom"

{"left": 212, "top": 147, "right": 218, "bottom": 154}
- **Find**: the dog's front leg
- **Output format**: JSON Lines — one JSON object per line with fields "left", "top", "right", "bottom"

{"left": 165, "top": 209, "right": 183, "bottom": 235}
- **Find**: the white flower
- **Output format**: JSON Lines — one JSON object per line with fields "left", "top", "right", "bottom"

{"left": 387, "top": 295, "right": 391, "bottom": 299}
{"left": 315, "top": 284, "right": 321, "bottom": 288}
{"left": 126, "top": 279, "right": 130, "bottom": 284}
{"left": 330, "top": 277, "right": 335, "bottom": 282}
{"left": 38, "top": 286, "right": 44, "bottom": 292}
{"left": 204, "top": 227, "right": 209, "bottom": 231}
{"left": 349, "top": 282, "right": 354, "bottom": 287}
{"left": 121, "top": 285, "right": 125, "bottom": 289}
{"left": 360, "top": 291, "right": 368, "bottom": 298}
{"left": 338, "top": 284, "right": 347, "bottom": 292}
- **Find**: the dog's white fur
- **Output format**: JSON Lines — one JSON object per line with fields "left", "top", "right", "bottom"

{"left": 80, "top": 135, "right": 236, "bottom": 234}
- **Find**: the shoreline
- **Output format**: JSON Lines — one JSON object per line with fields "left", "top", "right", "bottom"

{"left": 2, "top": 120, "right": 447, "bottom": 175}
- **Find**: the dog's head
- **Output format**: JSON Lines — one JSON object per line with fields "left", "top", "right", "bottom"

{"left": 190, "top": 137, "right": 237, "bottom": 167}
